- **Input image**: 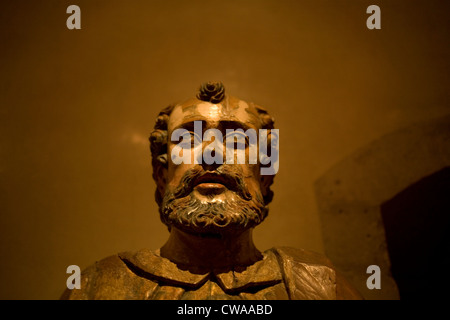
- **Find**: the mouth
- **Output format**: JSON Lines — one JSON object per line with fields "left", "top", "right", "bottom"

{"left": 192, "top": 172, "right": 235, "bottom": 193}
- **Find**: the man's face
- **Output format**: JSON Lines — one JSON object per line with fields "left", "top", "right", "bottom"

{"left": 159, "top": 97, "right": 268, "bottom": 236}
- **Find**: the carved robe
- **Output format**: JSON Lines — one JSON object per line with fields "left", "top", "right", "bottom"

{"left": 61, "top": 246, "right": 362, "bottom": 300}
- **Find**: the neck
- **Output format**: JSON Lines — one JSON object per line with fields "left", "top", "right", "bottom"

{"left": 160, "top": 227, "right": 262, "bottom": 270}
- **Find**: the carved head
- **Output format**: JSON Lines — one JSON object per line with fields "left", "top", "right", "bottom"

{"left": 149, "top": 82, "right": 277, "bottom": 237}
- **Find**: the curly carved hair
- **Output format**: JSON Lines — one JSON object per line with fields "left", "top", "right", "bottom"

{"left": 149, "top": 99, "right": 276, "bottom": 207}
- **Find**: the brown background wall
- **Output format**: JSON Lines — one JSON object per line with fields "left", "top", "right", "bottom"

{"left": 0, "top": 0, "right": 449, "bottom": 299}
{"left": 315, "top": 115, "right": 450, "bottom": 299}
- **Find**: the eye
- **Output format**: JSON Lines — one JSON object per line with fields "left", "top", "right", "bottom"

{"left": 225, "top": 131, "right": 248, "bottom": 150}
{"left": 234, "top": 140, "right": 247, "bottom": 150}
{"left": 178, "top": 131, "right": 202, "bottom": 149}
{"left": 191, "top": 132, "right": 202, "bottom": 146}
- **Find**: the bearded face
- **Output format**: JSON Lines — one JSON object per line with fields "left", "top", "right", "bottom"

{"left": 154, "top": 94, "right": 274, "bottom": 238}
{"left": 160, "top": 165, "right": 268, "bottom": 236}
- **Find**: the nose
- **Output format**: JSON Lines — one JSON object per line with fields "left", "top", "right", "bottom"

{"left": 199, "top": 137, "right": 226, "bottom": 171}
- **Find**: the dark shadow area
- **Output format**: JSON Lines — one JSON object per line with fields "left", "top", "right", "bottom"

{"left": 381, "top": 166, "right": 450, "bottom": 300}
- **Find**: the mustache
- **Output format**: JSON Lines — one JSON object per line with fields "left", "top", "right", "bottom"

{"left": 171, "top": 165, "right": 252, "bottom": 201}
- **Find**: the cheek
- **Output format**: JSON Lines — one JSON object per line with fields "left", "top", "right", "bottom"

{"left": 167, "top": 145, "right": 196, "bottom": 188}
{"left": 242, "top": 164, "right": 263, "bottom": 192}
{"left": 249, "top": 163, "right": 262, "bottom": 179}
{"left": 167, "top": 163, "right": 194, "bottom": 187}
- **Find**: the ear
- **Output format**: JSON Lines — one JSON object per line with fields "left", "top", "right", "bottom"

{"left": 153, "top": 154, "right": 168, "bottom": 206}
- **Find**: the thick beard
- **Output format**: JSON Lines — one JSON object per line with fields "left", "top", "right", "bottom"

{"left": 160, "top": 189, "right": 268, "bottom": 237}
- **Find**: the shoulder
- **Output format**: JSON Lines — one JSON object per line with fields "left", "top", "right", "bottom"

{"left": 270, "top": 246, "right": 335, "bottom": 267}
{"left": 269, "top": 246, "right": 363, "bottom": 300}
{"left": 60, "top": 250, "right": 159, "bottom": 300}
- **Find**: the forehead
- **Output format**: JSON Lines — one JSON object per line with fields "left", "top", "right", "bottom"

{"left": 168, "top": 97, "right": 261, "bottom": 132}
